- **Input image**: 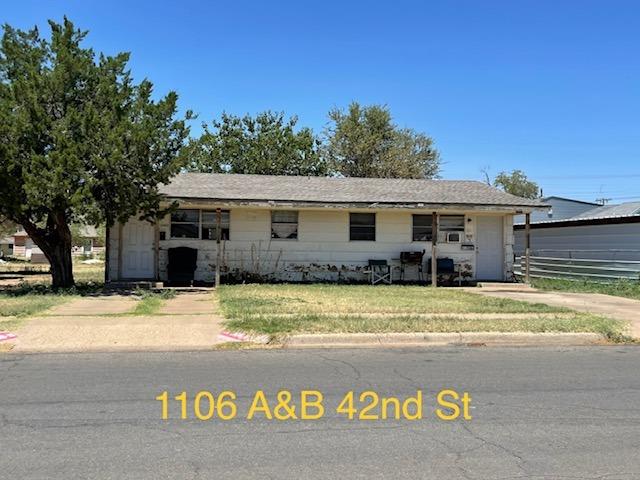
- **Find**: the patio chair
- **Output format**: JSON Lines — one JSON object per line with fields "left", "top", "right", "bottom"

{"left": 367, "top": 259, "right": 392, "bottom": 285}
{"left": 400, "top": 251, "right": 425, "bottom": 282}
{"left": 427, "top": 257, "right": 461, "bottom": 286}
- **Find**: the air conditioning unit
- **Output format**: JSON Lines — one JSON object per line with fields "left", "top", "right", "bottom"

{"left": 446, "top": 232, "right": 461, "bottom": 243}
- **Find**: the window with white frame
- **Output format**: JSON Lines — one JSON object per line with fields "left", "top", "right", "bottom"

{"left": 170, "top": 209, "right": 200, "bottom": 239}
{"left": 271, "top": 211, "right": 298, "bottom": 240}
{"left": 202, "top": 210, "right": 230, "bottom": 240}
{"left": 412, "top": 215, "right": 433, "bottom": 241}
{"left": 349, "top": 213, "right": 376, "bottom": 241}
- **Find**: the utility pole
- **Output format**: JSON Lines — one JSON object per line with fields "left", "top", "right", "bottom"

{"left": 215, "top": 208, "right": 221, "bottom": 287}
{"left": 431, "top": 212, "right": 438, "bottom": 287}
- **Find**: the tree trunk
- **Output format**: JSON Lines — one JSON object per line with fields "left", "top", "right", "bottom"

{"left": 47, "top": 238, "right": 74, "bottom": 288}
{"left": 21, "top": 214, "right": 75, "bottom": 289}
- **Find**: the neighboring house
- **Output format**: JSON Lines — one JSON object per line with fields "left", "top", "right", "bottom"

{"left": 12, "top": 226, "right": 104, "bottom": 263}
{"left": 514, "top": 201, "right": 640, "bottom": 261}
{"left": 106, "top": 173, "right": 545, "bottom": 284}
{"left": 514, "top": 196, "right": 598, "bottom": 224}
{"left": 0, "top": 236, "right": 13, "bottom": 257}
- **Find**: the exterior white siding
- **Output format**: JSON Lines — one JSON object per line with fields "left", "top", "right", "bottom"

{"left": 504, "top": 215, "right": 515, "bottom": 280}
{"left": 109, "top": 207, "right": 512, "bottom": 283}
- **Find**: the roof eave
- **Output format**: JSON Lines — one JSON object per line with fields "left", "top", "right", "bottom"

{"left": 163, "top": 195, "right": 546, "bottom": 211}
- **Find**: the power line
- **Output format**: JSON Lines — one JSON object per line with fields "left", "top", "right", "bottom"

{"left": 534, "top": 174, "right": 640, "bottom": 180}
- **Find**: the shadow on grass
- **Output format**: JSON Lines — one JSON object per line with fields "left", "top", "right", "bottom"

{"left": 0, "top": 281, "right": 107, "bottom": 297}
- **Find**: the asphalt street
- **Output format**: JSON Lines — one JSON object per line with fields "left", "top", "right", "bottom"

{"left": 1, "top": 346, "right": 639, "bottom": 479}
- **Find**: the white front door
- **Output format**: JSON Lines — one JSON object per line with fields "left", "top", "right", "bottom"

{"left": 476, "top": 216, "right": 504, "bottom": 281}
{"left": 121, "top": 219, "right": 155, "bottom": 279}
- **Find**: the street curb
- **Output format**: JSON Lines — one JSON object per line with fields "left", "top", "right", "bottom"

{"left": 282, "top": 332, "right": 606, "bottom": 348}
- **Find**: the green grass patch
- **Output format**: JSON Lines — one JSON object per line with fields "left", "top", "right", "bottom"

{"left": 531, "top": 278, "right": 640, "bottom": 301}
{"left": 223, "top": 312, "right": 626, "bottom": 341}
{"left": 0, "top": 294, "right": 67, "bottom": 318}
{"left": 130, "top": 289, "right": 176, "bottom": 315}
{"left": 217, "top": 284, "right": 628, "bottom": 340}
{"left": 0, "top": 263, "right": 105, "bottom": 288}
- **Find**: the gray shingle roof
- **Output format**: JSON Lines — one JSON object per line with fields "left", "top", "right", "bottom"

{"left": 13, "top": 225, "right": 99, "bottom": 238}
{"left": 571, "top": 201, "right": 640, "bottom": 219}
{"left": 159, "top": 173, "right": 545, "bottom": 207}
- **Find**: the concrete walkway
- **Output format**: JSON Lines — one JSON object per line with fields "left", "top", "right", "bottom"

{"left": 471, "top": 285, "right": 640, "bottom": 338}
{"left": 11, "top": 291, "right": 226, "bottom": 352}
{"left": 46, "top": 296, "right": 137, "bottom": 315}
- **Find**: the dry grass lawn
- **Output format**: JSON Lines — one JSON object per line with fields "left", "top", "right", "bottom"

{"left": 218, "top": 284, "right": 627, "bottom": 340}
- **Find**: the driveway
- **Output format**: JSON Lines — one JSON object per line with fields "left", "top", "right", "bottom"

{"left": 11, "top": 291, "right": 227, "bottom": 352}
{"left": 471, "top": 285, "right": 640, "bottom": 338}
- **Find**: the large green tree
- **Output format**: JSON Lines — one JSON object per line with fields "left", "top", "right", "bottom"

{"left": 493, "top": 170, "right": 540, "bottom": 199}
{"left": 0, "top": 18, "right": 190, "bottom": 287}
{"left": 185, "top": 111, "right": 326, "bottom": 175}
{"left": 324, "top": 102, "right": 440, "bottom": 178}
{"left": 0, "top": 217, "right": 17, "bottom": 240}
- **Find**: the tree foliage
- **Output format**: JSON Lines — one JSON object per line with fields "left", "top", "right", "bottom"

{"left": 0, "top": 18, "right": 190, "bottom": 286}
{"left": 0, "top": 217, "right": 17, "bottom": 240}
{"left": 324, "top": 102, "right": 440, "bottom": 179}
{"left": 493, "top": 170, "right": 540, "bottom": 199}
{"left": 185, "top": 111, "right": 326, "bottom": 176}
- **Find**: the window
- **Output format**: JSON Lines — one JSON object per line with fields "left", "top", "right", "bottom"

{"left": 412, "top": 215, "right": 433, "bottom": 241}
{"left": 439, "top": 215, "right": 465, "bottom": 232}
{"left": 171, "top": 209, "right": 200, "bottom": 238}
{"left": 271, "top": 211, "right": 298, "bottom": 240}
{"left": 202, "top": 210, "right": 230, "bottom": 240}
{"left": 170, "top": 209, "right": 230, "bottom": 240}
{"left": 350, "top": 213, "right": 376, "bottom": 241}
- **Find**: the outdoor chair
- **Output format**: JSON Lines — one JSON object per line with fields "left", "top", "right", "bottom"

{"left": 366, "top": 259, "right": 392, "bottom": 285}
{"left": 400, "top": 251, "right": 425, "bottom": 282}
{"left": 427, "top": 257, "right": 461, "bottom": 286}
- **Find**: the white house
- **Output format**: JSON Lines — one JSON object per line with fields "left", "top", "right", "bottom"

{"left": 12, "top": 226, "right": 104, "bottom": 263}
{"left": 106, "top": 173, "right": 545, "bottom": 284}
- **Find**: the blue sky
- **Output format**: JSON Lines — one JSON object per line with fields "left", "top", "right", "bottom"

{"left": 4, "top": 0, "right": 639, "bottom": 203}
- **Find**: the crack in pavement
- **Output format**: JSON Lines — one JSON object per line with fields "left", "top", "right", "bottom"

{"left": 461, "top": 422, "right": 528, "bottom": 477}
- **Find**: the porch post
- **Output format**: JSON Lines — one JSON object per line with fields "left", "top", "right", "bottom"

{"left": 215, "top": 208, "right": 222, "bottom": 287}
{"left": 153, "top": 222, "right": 160, "bottom": 281}
{"left": 431, "top": 211, "right": 438, "bottom": 287}
{"left": 117, "top": 222, "right": 123, "bottom": 281}
{"left": 524, "top": 212, "right": 531, "bottom": 284}
{"left": 104, "top": 225, "right": 110, "bottom": 283}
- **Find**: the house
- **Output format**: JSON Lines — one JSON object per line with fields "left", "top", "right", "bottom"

{"left": 514, "top": 201, "right": 640, "bottom": 261}
{"left": 514, "top": 196, "right": 598, "bottom": 224}
{"left": 0, "top": 236, "right": 13, "bottom": 257}
{"left": 106, "top": 173, "right": 545, "bottom": 284}
{"left": 12, "top": 226, "right": 104, "bottom": 262}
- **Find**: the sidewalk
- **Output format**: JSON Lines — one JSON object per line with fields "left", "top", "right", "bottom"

{"left": 9, "top": 291, "right": 226, "bottom": 353}
{"left": 469, "top": 284, "right": 640, "bottom": 339}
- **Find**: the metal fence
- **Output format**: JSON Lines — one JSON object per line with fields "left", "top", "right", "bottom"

{"left": 514, "top": 250, "right": 640, "bottom": 282}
